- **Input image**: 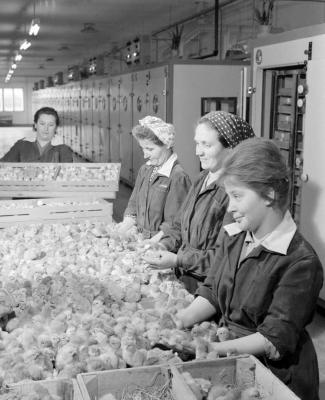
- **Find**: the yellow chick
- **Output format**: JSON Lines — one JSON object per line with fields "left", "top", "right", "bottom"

{"left": 240, "top": 387, "right": 260, "bottom": 400}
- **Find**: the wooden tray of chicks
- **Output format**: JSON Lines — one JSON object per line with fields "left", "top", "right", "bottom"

{"left": 0, "top": 163, "right": 120, "bottom": 199}
{"left": 76, "top": 355, "right": 299, "bottom": 400}
{"left": 77, "top": 364, "right": 174, "bottom": 400}
{"left": 0, "top": 197, "right": 113, "bottom": 227}
{"left": 2, "top": 378, "right": 75, "bottom": 400}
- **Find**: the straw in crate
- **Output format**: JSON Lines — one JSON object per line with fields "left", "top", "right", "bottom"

{"left": 76, "top": 365, "right": 174, "bottom": 400}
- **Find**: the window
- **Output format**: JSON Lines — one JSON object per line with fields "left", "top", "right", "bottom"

{"left": 0, "top": 88, "right": 24, "bottom": 112}
{"left": 13, "top": 88, "right": 24, "bottom": 111}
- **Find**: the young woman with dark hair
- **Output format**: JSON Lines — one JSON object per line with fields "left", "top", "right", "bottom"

{"left": 176, "top": 138, "right": 323, "bottom": 400}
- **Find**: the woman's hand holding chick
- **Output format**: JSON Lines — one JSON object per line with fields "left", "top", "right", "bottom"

{"left": 142, "top": 249, "right": 177, "bottom": 270}
{"left": 173, "top": 313, "right": 185, "bottom": 330}
{"left": 175, "top": 308, "right": 192, "bottom": 329}
{"left": 147, "top": 230, "right": 164, "bottom": 243}
{"left": 116, "top": 216, "right": 136, "bottom": 235}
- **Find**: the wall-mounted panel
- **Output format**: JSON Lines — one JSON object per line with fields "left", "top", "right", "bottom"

{"left": 131, "top": 70, "right": 149, "bottom": 183}
{"left": 119, "top": 73, "right": 133, "bottom": 184}
{"left": 92, "top": 78, "right": 109, "bottom": 162}
{"left": 109, "top": 76, "right": 121, "bottom": 163}
{"left": 80, "top": 81, "right": 93, "bottom": 160}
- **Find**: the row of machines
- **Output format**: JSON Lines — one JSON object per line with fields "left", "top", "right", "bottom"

{"left": 32, "top": 61, "right": 250, "bottom": 184}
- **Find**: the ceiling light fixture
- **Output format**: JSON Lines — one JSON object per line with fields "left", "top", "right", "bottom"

{"left": 20, "top": 40, "right": 31, "bottom": 50}
{"left": 15, "top": 54, "right": 23, "bottom": 62}
{"left": 29, "top": 1, "right": 40, "bottom": 36}
{"left": 29, "top": 18, "right": 41, "bottom": 36}
{"left": 11, "top": 63, "right": 17, "bottom": 69}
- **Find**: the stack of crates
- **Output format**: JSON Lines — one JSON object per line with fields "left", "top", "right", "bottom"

{"left": 0, "top": 162, "right": 120, "bottom": 225}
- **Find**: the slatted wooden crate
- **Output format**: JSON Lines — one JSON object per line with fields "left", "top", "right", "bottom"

{"left": 76, "top": 355, "right": 299, "bottom": 400}
{"left": 170, "top": 357, "right": 300, "bottom": 400}
{"left": 8, "top": 378, "right": 75, "bottom": 400}
{"left": 0, "top": 197, "right": 112, "bottom": 227}
{"left": 0, "top": 162, "right": 120, "bottom": 199}
{"left": 77, "top": 364, "right": 171, "bottom": 400}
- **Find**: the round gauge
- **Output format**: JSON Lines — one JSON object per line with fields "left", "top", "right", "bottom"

{"left": 297, "top": 84, "right": 306, "bottom": 95}
{"left": 137, "top": 96, "right": 142, "bottom": 112}
{"left": 297, "top": 98, "right": 305, "bottom": 108}
{"left": 152, "top": 94, "right": 159, "bottom": 114}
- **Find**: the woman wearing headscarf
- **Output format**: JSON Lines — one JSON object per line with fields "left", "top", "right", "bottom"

{"left": 117, "top": 116, "right": 191, "bottom": 240}
{"left": 144, "top": 111, "right": 255, "bottom": 293}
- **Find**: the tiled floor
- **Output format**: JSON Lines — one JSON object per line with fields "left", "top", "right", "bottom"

{"left": 2, "top": 126, "right": 325, "bottom": 398}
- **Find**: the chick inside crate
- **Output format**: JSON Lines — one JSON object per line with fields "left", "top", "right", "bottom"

{"left": 171, "top": 356, "right": 300, "bottom": 400}
{"left": 0, "top": 163, "right": 121, "bottom": 199}
{"left": 4, "top": 378, "right": 75, "bottom": 400}
{"left": 76, "top": 356, "right": 300, "bottom": 400}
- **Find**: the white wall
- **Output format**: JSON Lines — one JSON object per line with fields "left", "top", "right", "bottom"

{"left": 172, "top": 63, "right": 249, "bottom": 180}
{"left": 0, "top": 77, "right": 40, "bottom": 125}
{"left": 274, "top": 1, "right": 325, "bottom": 32}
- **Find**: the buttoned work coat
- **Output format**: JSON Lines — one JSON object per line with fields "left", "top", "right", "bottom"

{"left": 0, "top": 140, "right": 73, "bottom": 162}
{"left": 124, "top": 160, "right": 191, "bottom": 238}
{"left": 161, "top": 170, "right": 230, "bottom": 293}
{"left": 197, "top": 227, "right": 323, "bottom": 400}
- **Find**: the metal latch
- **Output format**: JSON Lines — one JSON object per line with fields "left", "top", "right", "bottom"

{"left": 304, "top": 42, "right": 312, "bottom": 61}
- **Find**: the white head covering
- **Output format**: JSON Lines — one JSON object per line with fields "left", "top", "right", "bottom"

{"left": 139, "top": 116, "right": 175, "bottom": 148}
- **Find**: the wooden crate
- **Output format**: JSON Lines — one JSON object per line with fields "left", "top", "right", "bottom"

{"left": 0, "top": 197, "right": 112, "bottom": 227}
{"left": 77, "top": 365, "right": 171, "bottom": 400}
{"left": 170, "top": 356, "right": 300, "bottom": 400}
{"left": 8, "top": 378, "right": 74, "bottom": 400}
{"left": 73, "top": 378, "right": 83, "bottom": 400}
{"left": 0, "top": 162, "right": 120, "bottom": 199}
{"left": 76, "top": 355, "right": 299, "bottom": 400}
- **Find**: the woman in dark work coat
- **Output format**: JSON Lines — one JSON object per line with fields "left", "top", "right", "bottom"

{"left": 144, "top": 111, "right": 255, "bottom": 293}
{"left": 117, "top": 116, "right": 191, "bottom": 240}
{"left": 0, "top": 107, "right": 73, "bottom": 162}
{"left": 176, "top": 138, "right": 323, "bottom": 400}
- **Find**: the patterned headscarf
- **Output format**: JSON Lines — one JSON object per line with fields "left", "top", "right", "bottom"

{"left": 139, "top": 116, "right": 175, "bottom": 148}
{"left": 199, "top": 111, "right": 255, "bottom": 148}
